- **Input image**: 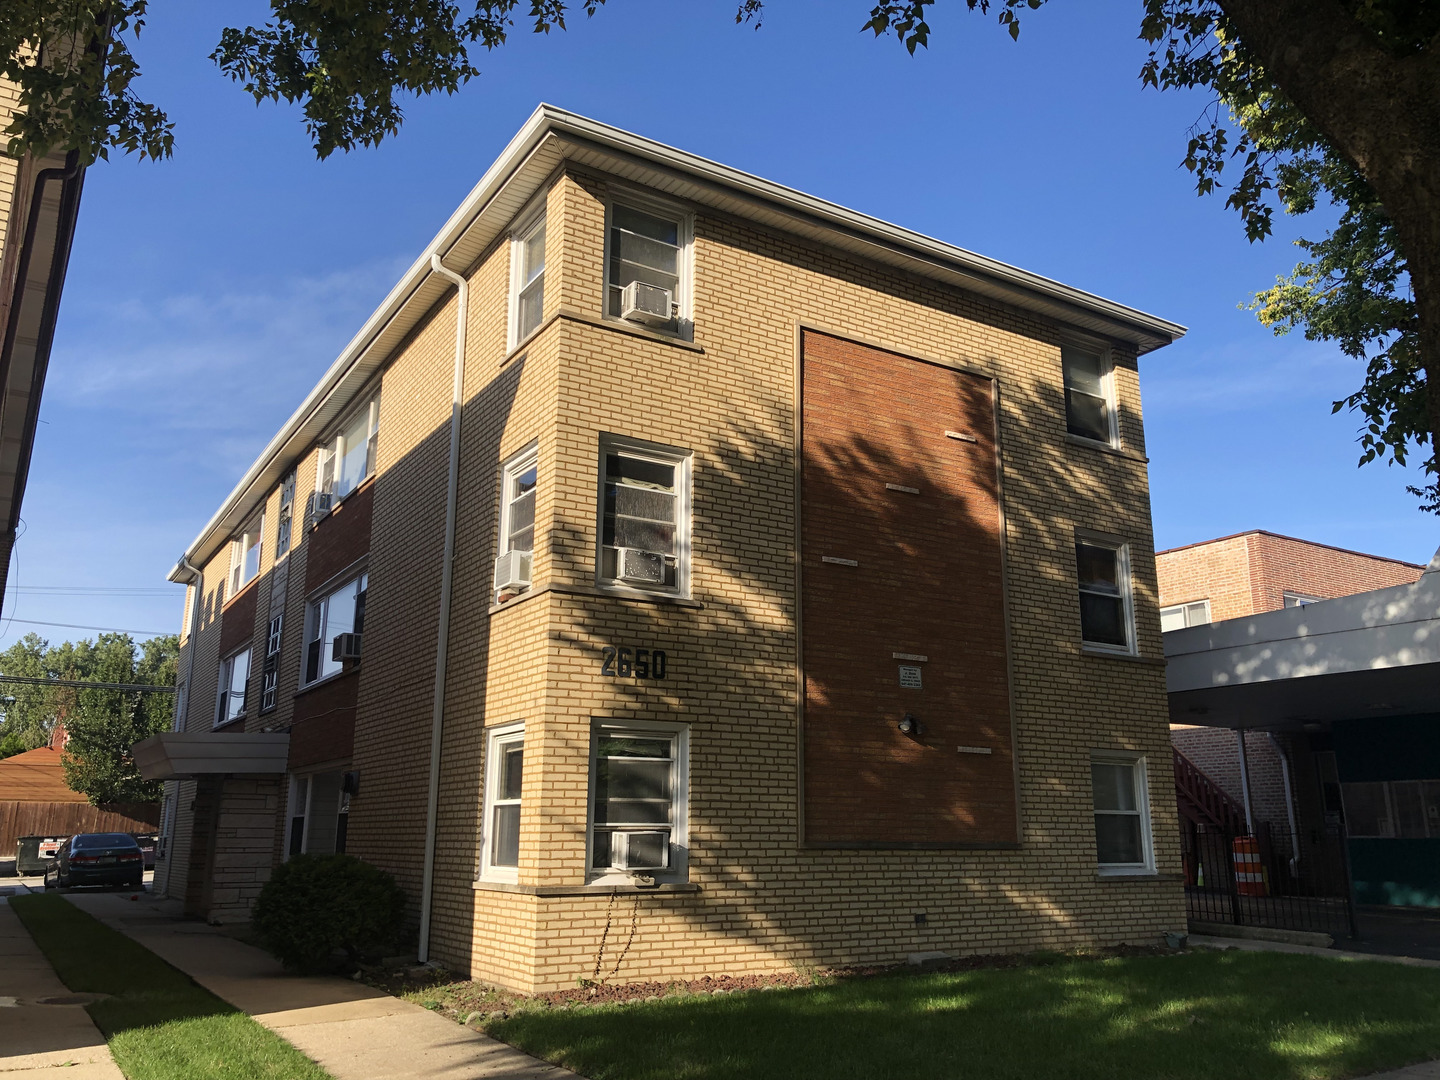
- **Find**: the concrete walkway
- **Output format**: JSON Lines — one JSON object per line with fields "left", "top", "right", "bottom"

{"left": 62, "top": 891, "right": 578, "bottom": 1080}
{"left": 0, "top": 896, "right": 124, "bottom": 1079}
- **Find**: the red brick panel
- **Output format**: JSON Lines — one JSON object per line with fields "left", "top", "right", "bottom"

{"left": 289, "top": 671, "right": 358, "bottom": 770}
{"left": 800, "top": 330, "right": 1015, "bottom": 846}
{"left": 219, "top": 582, "right": 257, "bottom": 657}
{"left": 305, "top": 479, "right": 374, "bottom": 593}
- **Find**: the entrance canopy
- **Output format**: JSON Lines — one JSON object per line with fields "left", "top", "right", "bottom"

{"left": 133, "top": 732, "right": 290, "bottom": 780}
{"left": 1166, "top": 549, "right": 1440, "bottom": 731}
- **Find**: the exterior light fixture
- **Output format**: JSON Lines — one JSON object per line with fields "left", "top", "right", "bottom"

{"left": 898, "top": 713, "right": 924, "bottom": 738}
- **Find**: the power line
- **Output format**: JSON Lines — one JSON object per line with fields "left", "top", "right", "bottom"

{"left": 0, "top": 674, "right": 175, "bottom": 694}
{"left": 10, "top": 586, "right": 174, "bottom": 596}
{"left": 3, "top": 618, "right": 172, "bottom": 637}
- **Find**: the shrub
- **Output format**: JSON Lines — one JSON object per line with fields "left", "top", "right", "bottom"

{"left": 252, "top": 854, "right": 406, "bottom": 973}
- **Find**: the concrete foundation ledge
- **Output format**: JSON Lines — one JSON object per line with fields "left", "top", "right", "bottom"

{"left": 1188, "top": 920, "right": 1334, "bottom": 949}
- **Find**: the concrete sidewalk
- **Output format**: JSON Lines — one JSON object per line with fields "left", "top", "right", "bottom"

{"left": 62, "top": 891, "right": 577, "bottom": 1080}
{"left": 0, "top": 897, "right": 124, "bottom": 1079}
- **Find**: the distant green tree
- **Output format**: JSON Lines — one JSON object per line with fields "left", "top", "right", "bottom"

{"left": 0, "top": 632, "right": 58, "bottom": 755}
{"left": 60, "top": 633, "right": 178, "bottom": 805}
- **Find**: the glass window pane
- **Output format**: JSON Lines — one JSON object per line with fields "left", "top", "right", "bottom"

{"left": 1185, "top": 601, "right": 1210, "bottom": 627}
{"left": 1076, "top": 544, "right": 1119, "bottom": 590}
{"left": 1160, "top": 605, "right": 1186, "bottom": 633}
{"left": 607, "top": 455, "right": 675, "bottom": 491}
{"left": 1080, "top": 593, "right": 1128, "bottom": 646}
{"left": 598, "top": 737, "right": 672, "bottom": 759}
{"left": 1342, "top": 782, "right": 1392, "bottom": 837}
{"left": 523, "top": 222, "right": 546, "bottom": 282}
{"left": 600, "top": 759, "right": 671, "bottom": 800}
{"left": 614, "top": 517, "right": 675, "bottom": 553}
{"left": 518, "top": 280, "right": 544, "bottom": 339}
{"left": 595, "top": 799, "right": 671, "bottom": 825}
{"left": 491, "top": 804, "right": 520, "bottom": 867}
{"left": 592, "top": 830, "right": 613, "bottom": 868}
{"left": 1062, "top": 346, "right": 1105, "bottom": 395}
{"left": 614, "top": 485, "right": 675, "bottom": 522}
{"left": 336, "top": 406, "right": 372, "bottom": 497}
{"left": 1066, "top": 390, "right": 1109, "bottom": 442}
{"left": 500, "top": 743, "right": 524, "bottom": 800}
{"left": 613, "top": 206, "right": 678, "bottom": 245}
{"left": 1095, "top": 814, "right": 1143, "bottom": 865}
{"left": 1092, "top": 762, "right": 1136, "bottom": 811}
{"left": 319, "top": 582, "right": 358, "bottom": 681}
{"left": 1393, "top": 781, "right": 1427, "bottom": 839}
{"left": 509, "top": 490, "right": 536, "bottom": 539}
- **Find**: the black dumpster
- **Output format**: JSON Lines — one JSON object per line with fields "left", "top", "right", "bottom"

{"left": 15, "top": 835, "right": 68, "bottom": 876}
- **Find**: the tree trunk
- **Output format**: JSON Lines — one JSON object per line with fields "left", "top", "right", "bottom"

{"left": 1216, "top": 0, "right": 1440, "bottom": 493}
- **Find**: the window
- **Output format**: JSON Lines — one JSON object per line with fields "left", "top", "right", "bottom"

{"left": 261, "top": 614, "right": 283, "bottom": 712}
{"left": 317, "top": 396, "right": 380, "bottom": 502}
{"left": 275, "top": 472, "right": 296, "bottom": 559}
{"left": 1076, "top": 537, "right": 1135, "bottom": 653}
{"left": 510, "top": 215, "right": 546, "bottom": 346}
{"left": 496, "top": 447, "right": 539, "bottom": 599}
{"left": 287, "top": 776, "right": 309, "bottom": 857}
{"left": 588, "top": 722, "right": 688, "bottom": 884}
{"left": 606, "top": 201, "right": 691, "bottom": 335}
{"left": 1092, "top": 756, "right": 1153, "bottom": 873}
{"left": 1343, "top": 780, "right": 1440, "bottom": 838}
{"left": 1160, "top": 599, "right": 1211, "bottom": 633}
{"left": 216, "top": 649, "right": 251, "bottom": 726}
{"left": 1062, "top": 345, "right": 1115, "bottom": 445}
{"left": 1284, "top": 591, "right": 1325, "bottom": 608}
{"left": 479, "top": 723, "right": 525, "bottom": 881}
{"left": 598, "top": 436, "right": 691, "bottom": 595}
{"left": 302, "top": 573, "right": 367, "bottom": 686}
{"left": 227, "top": 516, "right": 264, "bottom": 598}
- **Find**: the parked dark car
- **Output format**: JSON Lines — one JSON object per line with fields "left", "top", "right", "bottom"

{"left": 44, "top": 833, "right": 145, "bottom": 890}
{"left": 131, "top": 833, "right": 158, "bottom": 870}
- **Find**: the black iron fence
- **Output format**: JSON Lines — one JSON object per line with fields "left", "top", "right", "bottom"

{"left": 1183, "top": 820, "right": 1358, "bottom": 939}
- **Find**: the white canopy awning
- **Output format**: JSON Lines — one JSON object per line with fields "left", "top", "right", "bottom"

{"left": 133, "top": 732, "right": 290, "bottom": 780}
{"left": 1165, "top": 547, "right": 1440, "bottom": 729}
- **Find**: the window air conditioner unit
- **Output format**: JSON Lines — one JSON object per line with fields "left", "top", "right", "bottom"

{"left": 614, "top": 830, "right": 669, "bottom": 871}
{"left": 493, "top": 550, "right": 533, "bottom": 592}
{"left": 616, "top": 547, "right": 666, "bottom": 586}
{"left": 308, "top": 491, "right": 334, "bottom": 520}
{"left": 620, "top": 281, "right": 672, "bottom": 326}
{"left": 331, "top": 632, "right": 363, "bottom": 662}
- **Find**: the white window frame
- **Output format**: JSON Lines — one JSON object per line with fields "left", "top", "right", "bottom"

{"left": 508, "top": 209, "right": 547, "bottom": 350}
{"left": 1061, "top": 342, "right": 1119, "bottom": 448}
{"left": 478, "top": 721, "right": 525, "bottom": 883}
{"left": 498, "top": 444, "right": 540, "bottom": 579}
{"left": 215, "top": 647, "right": 251, "bottom": 728}
{"left": 603, "top": 192, "right": 695, "bottom": 340}
{"left": 316, "top": 394, "right": 381, "bottom": 504}
{"left": 1284, "top": 591, "right": 1325, "bottom": 607}
{"left": 1091, "top": 753, "right": 1155, "bottom": 876}
{"left": 586, "top": 719, "right": 689, "bottom": 886}
{"left": 595, "top": 434, "right": 693, "bottom": 599}
{"left": 275, "top": 471, "right": 297, "bottom": 559}
{"left": 300, "top": 572, "right": 368, "bottom": 688}
{"left": 1076, "top": 531, "right": 1138, "bottom": 656}
{"left": 260, "top": 614, "right": 283, "bottom": 712}
{"left": 1160, "top": 598, "right": 1211, "bottom": 633}
{"left": 227, "top": 515, "right": 264, "bottom": 598}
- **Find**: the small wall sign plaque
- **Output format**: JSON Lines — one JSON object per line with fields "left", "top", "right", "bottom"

{"left": 898, "top": 664, "right": 923, "bottom": 689}
{"left": 600, "top": 645, "right": 668, "bottom": 680}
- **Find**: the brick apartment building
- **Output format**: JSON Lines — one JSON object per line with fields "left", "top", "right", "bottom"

{"left": 138, "top": 106, "right": 1190, "bottom": 991}
{"left": 1158, "top": 531, "right": 1439, "bottom": 913}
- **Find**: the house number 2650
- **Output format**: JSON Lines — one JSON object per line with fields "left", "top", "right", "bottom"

{"left": 600, "top": 646, "right": 668, "bottom": 679}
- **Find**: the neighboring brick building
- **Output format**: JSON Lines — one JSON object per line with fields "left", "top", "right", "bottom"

{"left": 141, "top": 106, "right": 1189, "bottom": 991}
{"left": 1157, "top": 531, "right": 1424, "bottom": 627}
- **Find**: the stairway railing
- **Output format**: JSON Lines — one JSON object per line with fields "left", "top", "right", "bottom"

{"left": 1173, "top": 746, "right": 1248, "bottom": 836}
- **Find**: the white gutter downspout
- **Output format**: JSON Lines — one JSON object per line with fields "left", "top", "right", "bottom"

{"left": 177, "top": 557, "right": 204, "bottom": 733}
{"left": 417, "top": 254, "right": 468, "bottom": 963}
{"left": 1268, "top": 733, "right": 1302, "bottom": 876}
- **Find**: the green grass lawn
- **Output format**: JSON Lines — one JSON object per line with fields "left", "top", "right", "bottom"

{"left": 11, "top": 894, "right": 331, "bottom": 1080}
{"left": 472, "top": 950, "right": 1440, "bottom": 1080}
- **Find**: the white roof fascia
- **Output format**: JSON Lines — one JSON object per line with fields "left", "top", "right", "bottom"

{"left": 171, "top": 104, "right": 1187, "bottom": 582}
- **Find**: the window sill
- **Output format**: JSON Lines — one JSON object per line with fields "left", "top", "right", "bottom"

{"left": 490, "top": 581, "right": 704, "bottom": 615}
{"left": 1080, "top": 647, "right": 1165, "bottom": 666}
{"left": 294, "top": 666, "right": 358, "bottom": 697}
{"left": 1097, "top": 869, "right": 1183, "bottom": 882}
{"left": 1064, "top": 433, "right": 1148, "bottom": 463}
{"left": 473, "top": 880, "right": 700, "bottom": 896}
{"left": 557, "top": 307, "right": 705, "bottom": 353}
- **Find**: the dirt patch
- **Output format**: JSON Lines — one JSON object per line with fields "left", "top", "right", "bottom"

{"left": 365, "top": 944, "right": 1173, "bottom": 1026}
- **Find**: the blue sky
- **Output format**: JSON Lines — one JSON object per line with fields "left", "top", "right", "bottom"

{"left": 4, "top": 0, "right": 1435, "bottom": 650}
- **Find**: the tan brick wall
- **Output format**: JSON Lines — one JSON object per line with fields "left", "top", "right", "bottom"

{"left": 1157, "top": 531, "right": 1422, "bottom": 620}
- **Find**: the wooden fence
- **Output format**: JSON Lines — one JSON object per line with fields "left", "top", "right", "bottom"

{"left": 1, "top": 800, "right": 159, "bottom": 852}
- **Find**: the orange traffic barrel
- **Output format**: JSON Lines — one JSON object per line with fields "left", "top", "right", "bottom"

{"left": 1232, "top": 835, "right": 1267, "bottom": 897}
